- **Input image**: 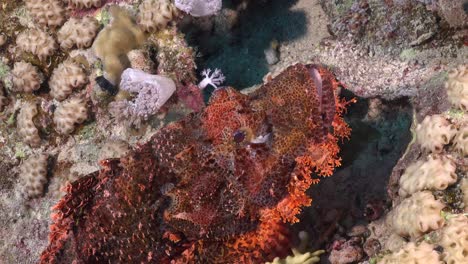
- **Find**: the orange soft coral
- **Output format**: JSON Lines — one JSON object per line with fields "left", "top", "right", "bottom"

{"left": 40, "top": 63, "right": 352, "bottom": 264}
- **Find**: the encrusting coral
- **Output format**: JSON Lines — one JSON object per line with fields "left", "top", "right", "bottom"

{"left": 137, "top": 0, "right": 178, "bottom": 32}
{"left": 11, "top": 61, "right": 43, "bottom": 93}
{"left": 377, "top": 242, "right": 442, "bottom": 264}
{"left": 387, "top": 191, "right": 445, "bottom": 239}
{"left": 53, "top": 97, "right": 88, "bottom": 135}
{"left": 39, "top": 63, "right": 354, "bottom": 263}
{"left": 49, "top": 60, "right": 88, "bottom": 101}
{"left": 24, "top": 0, "right": 65, "bottom": 28}
{"left": 16, "top": 29, "right": 57, "bottom": 61}
{"left": 438, "top": 215, "right": 468, "bottom": 264}
{"left": 57, "top": 16, "right": 100, "bottom": 50}
{"left": 19, "top": 154, "right": 49, "bottom": 199}
{"left": 98, "top": 139, "right": 131, "bottom": 162}
{"left": 415, "top": 114, "right": 457, "bottom": 153}
{"left": 446, "top": 64, "right": 468, "bottom": 112}
{"left": 453, "top": 125, "right": 468, "bottom": 157}
{"left": 66, "top": 0, "right": 103, "bottom": 9}
{"left": 17, "top": 101, "right": 41, "bottom": 147}
{"left": 398, "top": 155, "right": 457, "bottom": 197}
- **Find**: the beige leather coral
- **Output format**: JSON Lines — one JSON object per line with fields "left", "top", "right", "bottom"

{"left": 416, "top": 114, "right": 456, "bottom": 153}
{"left": 19, "top": 154, "right": 49, "bottom": 199}
{"left": 377, "top": 242, "right": 442, "bottom": 264}
{"left": 137, "top": 0, "right": 178, "bottom": 32}
{"left": 24, "top": 0, "right": 65, "bottom": 28}
{"left": 16, "top": 29, "right": 57, "bottom": 60}
{"left": 453, "top": 125, "right": 468, "bottom": 157}
{"left": 17, "top": 101, "right": 41, "bottom": 147}
{"left": 446, "top": 65, "right": 468, "bottom": 111}
{"left": 66, "top": 0, "right": 103, "bottom": 9}
{"left": 11, "top": 61, "right": 43, "bottom": 93}
{"left": 399, "top": 155, "right": 457, "bottom": 197}
{"left": 53, "top": 97, "right": 88, "bottom": 135}
{"left": 387, "top": 191, "right": 445, "bottom": 238}
{"left": 58, "top": 16, "right": 100, "bottom": 50}
{"left": 49, "top": 60, "right": 88, "bottom": 101}
{"left": 439, "top": 215, "right": 468, "bottom": 264}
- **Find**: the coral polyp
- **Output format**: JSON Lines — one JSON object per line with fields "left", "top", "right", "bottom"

{"left": 40, "top": 63, "right": 352, "bottom": 263}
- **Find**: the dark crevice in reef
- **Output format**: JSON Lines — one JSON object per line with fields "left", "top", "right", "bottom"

{"left": 295, "top": 94, "right": 413, "bottom": 254}
{"left": 180, "top": 0, "right": 307, "bottom": 89}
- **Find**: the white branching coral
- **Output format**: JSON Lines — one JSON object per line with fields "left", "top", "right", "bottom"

{"left": 25, "top": 0, "right": 65, "bottom": 28}
{"left": 66, "top": 0, "right": 103, "bottom": 9}
{"left": 398, "top": 155, "right": 457, "bottom": 197}
{"left": 19, "top": 154, "right": 49, "bottom": 199}
{"left": 446, "top": 65, "right": 468, "bottom": 111}
{"left": 439, "top": 215, "right": 468, "bottom": 264}
{"left": 175, "top": 0, "right": 222, "bottom": 17}
{"left": 416, "top": 114, "right": 457, "bottom": 153}
{"left": 53, "top": 97, "right": 88, "bottom": 135}
{"left": 11, "top": 61, "right": 43, "bottom": 93}
{"left": 198, "top": 68, "right": 226, "bottom": 89}
{"left": 58, "top": 16, "right": 100, "bottom": 50}
{"left": 16, "top": 29, "right": 57, "bottom": 60}
{"left": 17, "top": 101, "right": 41, "bottom": 147}
{"left": 387, "top": 191, "right": 445, "bottom": 239}
{"left": 109, "top": 68, "right": 176, "bottom": 127}
{"left": 49, "top": 60, "right": 88, "bottom": 101}
{"left": 377, "top": 242, "right": 442, "bottom": 264}
{"left": 137, "top": 0, "right": 178, "bottom": 32}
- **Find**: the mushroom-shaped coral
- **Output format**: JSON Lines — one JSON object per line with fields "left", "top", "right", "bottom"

{"left": 416, "top": 114, "right": 457, "bottom": 153}
{"left": 108, "top": 68, "right": 176, "bottom": 127}
{"left": 137, "top": 0, "right": 178, "bottom": 32}
{"left": 387, "top": 191, "right": 445, "bottom": 239}
{"left": 446, "top": 65, "right": 468, "bottom": 111}
{"left": 438, "top": 215, "right": 468, "bottom": 264}
{"left": 49, "top": 60, "right": 88, "bottom": 101}
{"left": 175, "top": 0, "right": 222, "bottom": 17}
{"left": 10, "top": 61, "right": 43, "bottom": 93}
{"left": 377, "top": 242, "right": 442, "bottom": 264}
{"left": 19, "top": 154, "right": 49, "bottom": 199}
{"left": 16, "top": 29, "right": 57, "bottom": 61}
{"left": 24, "top": 0, "right": 65, "bottom": 28}
{"left": 53, "top": 97, "right": 88, "bottom": 135}
{"left": 17, "top": 101, "right": 41, "bottom": 147}
{"left": 58, "top": 16, "right": 100, "bottom": 50}
{"left": 66, "top": 0, "right": 103, "bottom": 9}
{"left": 398, "top": 155, "right": 457, "bottom": 197}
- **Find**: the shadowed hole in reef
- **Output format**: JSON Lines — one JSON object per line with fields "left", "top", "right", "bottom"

{"left": 294, "top": 92, "right": 413, "bottom": 251}
{"left": 180, "top": 0, "right": 307, "bottom": 91}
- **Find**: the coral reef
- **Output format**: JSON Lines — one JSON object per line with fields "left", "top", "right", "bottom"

{"left": 17, "top": 101, "right": 41, "bottom": 147}
{"left": 377, "top": 242, "right": 442, "bottom": 264}
{"left": 39, "top": 63, "right": 353, "bottom": 263}
{"left": 462, "top": 178, "right": 468, "bottom": 211}
{"left": 57, "top": 16, "right": 100, "bottom": 50}
{"left": 16, "top": 29, "right": 57, "bottom": 61}
{"left": 453, "top": 125, "right": 468, "bottom": 157}
{"left": 66, "top": 0, "right": 104, "bottom": 9}
{"left": 137, "top": 0, "right": 178, "bottom": 32}
{"left": 53, "top": 97, "right": 88, "bottom": 135}
{"left": 415, "top": 114, "right": 457, "bottom": 153}
{"left": 25, "top": 0, "right": 65, "bottom": 28}
{"left": 49, "top": 60, "right": 88, "bottom": 101}
{"left": 98, "top": 139, "right": 131, "bottom": 161}
{"left": 387, "top": 191, "right": 445, "bottom": 239}
{"left": 0, "top": 83, "right": 8, "bottom": 112}
{"left": 10, "top": 61, "right": 43, "bottom": 93}
{"left": 19, "top": 154, "right": 49, "bottom": 199}
{"left": 398, "top": 155, "right": 457, "bottom": 197}
{"left": 175, "top": 0, "right": 222, "bottom": 17}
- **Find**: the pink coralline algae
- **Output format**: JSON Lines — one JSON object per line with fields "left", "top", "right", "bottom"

{"left": 40, "top": 63, "right": 354, "bottom": 263}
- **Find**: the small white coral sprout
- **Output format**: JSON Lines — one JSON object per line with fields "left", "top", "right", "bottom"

{"left": 198, "top": 68, "right": 226, "bottom": 90}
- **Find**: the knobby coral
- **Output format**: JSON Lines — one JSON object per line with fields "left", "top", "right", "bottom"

{"left": 40, "top": 63, "right": 353, "bottom": 263}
